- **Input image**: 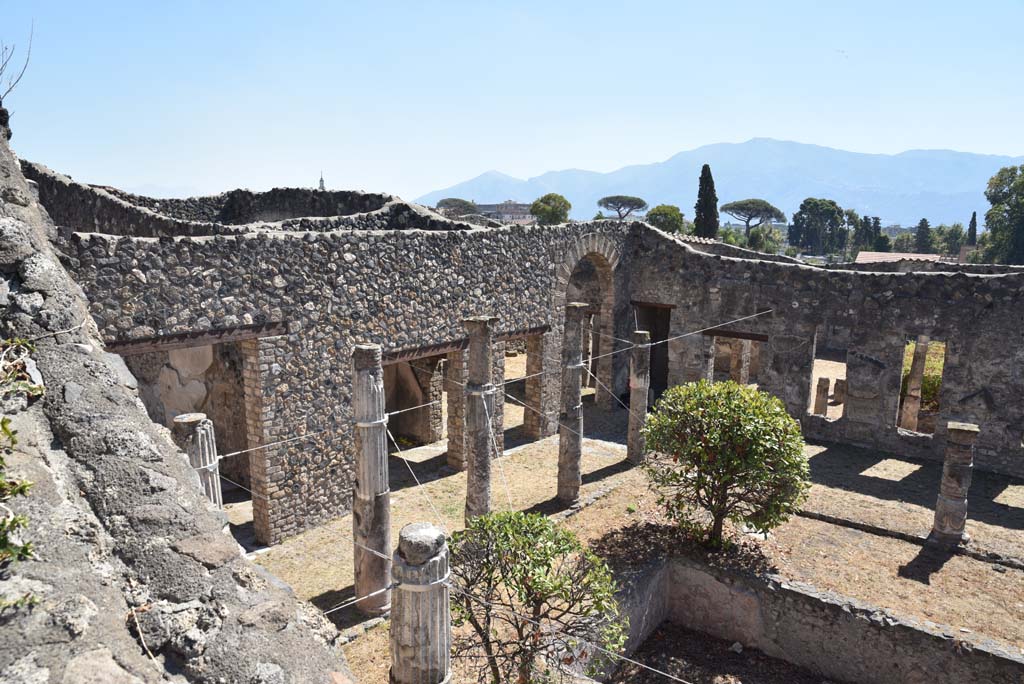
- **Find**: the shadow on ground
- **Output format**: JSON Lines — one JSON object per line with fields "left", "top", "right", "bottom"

{"left": 806, "top": 443, "right": 1024, "bottom": 531}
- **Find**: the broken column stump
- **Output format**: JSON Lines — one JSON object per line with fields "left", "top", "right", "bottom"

{"left": 813, "top": 377, "right": 830, "bottom": 416}
{"left": 172, "top": 412, "right": 223, "bottom": 508}
{"left": 389, "top": 523, "right": 451, "bottom": 684}
{"left": 931, "top": 421, "right": 980, "bottom": 546}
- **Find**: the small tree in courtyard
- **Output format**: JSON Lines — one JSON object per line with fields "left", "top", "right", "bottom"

{"left": 531, "top": 193, "right": 572, "bottom": 225}
{"left": 642, "top": 380, "right": 809, "bottom": 545}
{"left": 597, "top": 195, "right": 648, "bottom": 220}
{"left": 450, "top": 511, "right": 626, "bottom": 683}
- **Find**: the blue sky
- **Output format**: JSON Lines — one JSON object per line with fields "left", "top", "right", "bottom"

{"left": 3, "top": 1, "right": 1022, "bottom": 199}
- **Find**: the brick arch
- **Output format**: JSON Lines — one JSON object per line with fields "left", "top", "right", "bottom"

{"left": 553, "top": 233, "right": 623, "bottom": 409}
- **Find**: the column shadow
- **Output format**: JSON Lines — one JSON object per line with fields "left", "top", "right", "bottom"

{"left": 897, "top": 544, "right": 957, "bottom": 585}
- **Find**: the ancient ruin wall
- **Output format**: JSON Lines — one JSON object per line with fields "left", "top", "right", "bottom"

{"left": 0, "top": 115, "right": 353, "bottom": 682}
{"left": 97, "top": 185, "right": 392, "bottom": 224}
{"left": 22, "top": 161, "right": 457, "bottom": 237}
{"left": 60, "top": 222, "right": 634, "bottom": 543}
{"left": 630, "top": 230, "right": 1024, "bottom": 476}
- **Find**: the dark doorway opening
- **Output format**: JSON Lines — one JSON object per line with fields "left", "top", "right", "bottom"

{"left": 634, "top": 303, "right": 671, "bottom": 403}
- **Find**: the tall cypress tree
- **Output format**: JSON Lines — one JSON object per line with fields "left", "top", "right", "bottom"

{"left": 693, "top": 164, "right": 719, "bottom": 238}
{"left": 914, "top": 218, "right": 933, "bottom": 253}
{"left": 967, "top": 211, "right": 978, "bottom": 246}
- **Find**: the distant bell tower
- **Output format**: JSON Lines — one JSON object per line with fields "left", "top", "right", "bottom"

{"left": 318, "top": 172, "right": 325, "bottom": 191}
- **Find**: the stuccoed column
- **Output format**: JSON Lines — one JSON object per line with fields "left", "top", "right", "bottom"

{"left": 172, "top": 412, "right": 223, "bottom": 508}
{"left": 931, "top": 422, "right": 979, "bottom": 546}
{"left": 352, "top": 344, "right": 391, "bottom": 615}
{"left": 627, "top": 330, "right": 651, "bottom": 466}
{"left": 464, "top": 316, "right": 497, "bottom": 524}
{"left": 900, "top": 335, "right": 930, "bottom": 431}
{"left": 390, "top": 523, "right": 451, "bottom": 684}
{"left": 558, "top": 303, "right": 588, "bottom": 503}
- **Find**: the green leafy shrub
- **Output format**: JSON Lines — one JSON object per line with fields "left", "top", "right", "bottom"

{"left": 450, "top": 511, "right": 626, "bottom": 683}
{"left": 642, "top": 380, "right": 809, "bottom": 545}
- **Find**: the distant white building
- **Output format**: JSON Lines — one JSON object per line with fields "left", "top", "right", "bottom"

{"left": 475, "top": 200, "right": 534, "bottom": 225}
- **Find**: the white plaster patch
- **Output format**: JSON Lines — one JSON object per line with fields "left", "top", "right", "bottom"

{"left": 168, "top": 345, "right": 214, "bottom": 379}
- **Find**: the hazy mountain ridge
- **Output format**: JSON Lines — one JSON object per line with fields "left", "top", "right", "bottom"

{"left": 416, "top": 139, "right": 1024, "bottom": 226}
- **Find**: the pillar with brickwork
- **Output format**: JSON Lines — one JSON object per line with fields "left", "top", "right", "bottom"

{"left": 900, "top": 335, "right": 930, "bottom": 431}
{"left": 558, "top": 303, "right": 588, "bottom": 503}
{"left": 931, "top": 422, "right": 979, "bottom": 546}
{"left": 389, "top": 523, "right": 451, "bottom": 684}
{"left": 172, "top": 412, "right": 223, "bottom": 508}
{"left": 445, "top": 350, "right": 466, "bottom": 470}
{"left": 833, "top": 378, "right": 847, "bottom": 406}
{"left": 627, "top": 330, "right": 651, "bottom": 466}
{"left": 729, "top": 339, "right": 752, "bottom": 384}
{"left": 464, "top": 316, "right": 497, "bottom": 523}
{"left": 813, "top": 377, "right": 830, "bottom": 416}
{"left": 523, "top": 333, "right": 549, "bottom": 438}
{"left": 351, "top": 344, "right": 392, "bottom": 615}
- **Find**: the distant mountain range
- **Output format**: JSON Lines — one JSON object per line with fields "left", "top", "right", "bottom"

{"left": 416, "top": 138, "right": 1024, "bottom": 227}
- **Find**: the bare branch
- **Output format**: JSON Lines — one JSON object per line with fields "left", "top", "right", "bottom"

{"left": 1, "top": 21, "right": 34, "bottom": 106}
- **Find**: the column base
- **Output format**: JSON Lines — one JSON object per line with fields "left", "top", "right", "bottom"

{"left": 926, "top": 529, "right": 970, "bottom": 548}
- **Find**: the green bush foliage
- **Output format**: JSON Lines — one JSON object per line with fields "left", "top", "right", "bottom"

{"left": 642, "top": 380, "right": 809, "bottom": 545}
{"left": 450, "top": 511, "right": 626, "bottom": 683}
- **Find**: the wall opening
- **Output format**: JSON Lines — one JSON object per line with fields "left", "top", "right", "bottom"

{"left": 121, "top": 341, "right": 251, "bottom": 485}
{"left": 810, "top": 331, "right": 847, "bottom": 420}
{"left": 896, "top": 336, "right": 946, "bottom": 435}
{"left": 634, "top": 303, "right": 671, "bottom": 403}
{"left": 710, "top": 335, "right": 761, "bottom": 388}
{"left": 564, "top": 249, "right": 617, "bottom": 408}
{"left": 384, "top": 356, "right": 444, "bottom": 447}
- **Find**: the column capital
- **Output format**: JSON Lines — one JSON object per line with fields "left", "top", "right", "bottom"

{"left": 947, "top": 421, "right": 980, "bottom": 444}
{"left": 353, "top": 343, "right": 383, "bottom": 369}
{"left": 398, "top": 523, "right": 446, "bottom": 566}
{"left": 463, "top": 316, "right": 499, "bottom": 334}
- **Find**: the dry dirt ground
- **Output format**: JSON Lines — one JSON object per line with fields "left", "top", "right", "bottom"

{"left": 224, "top": 393, "right": 1024, "bottom": 682}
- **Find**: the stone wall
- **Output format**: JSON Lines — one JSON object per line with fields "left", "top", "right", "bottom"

{"left": 591, "top": 554, "right": 1024, "bottom": 684}
{"left": 31, "top": 168, "right": 1024, "bottom": 548}
{"left": 98, "top": 185, "right": 391, "bottom": 224}
{"left": 665, "top": 555, "right": 1024, "bottom": 684}
{"left": 0, "top": 111, "right": 353, "bottom": 683}
{"left": 59, "top": 216, "right": 633, "bottom": 543}
{"left": 22, "top": 160, "right": 463, "bottom": 238}
{"left": 629, "top": 230, "right": 1024, "bottom": 477}
{"left": 828, "top": 260, "right": 1024, "bottom": 274}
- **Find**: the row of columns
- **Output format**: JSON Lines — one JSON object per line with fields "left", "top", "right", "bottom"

{"left": 354, "top": 318, "right": 980, "bottom": 684}
{"left": 349, "top": 305, "right": 655, "bottom": 617}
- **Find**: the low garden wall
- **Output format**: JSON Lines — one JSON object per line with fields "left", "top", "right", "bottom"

{"left": 597, "top": 553, "right": 1024, "bottom": 684}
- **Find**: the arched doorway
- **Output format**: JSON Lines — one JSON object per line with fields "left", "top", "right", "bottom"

{"left": 552, "top": 233, "right": 624, "bottom": 410}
